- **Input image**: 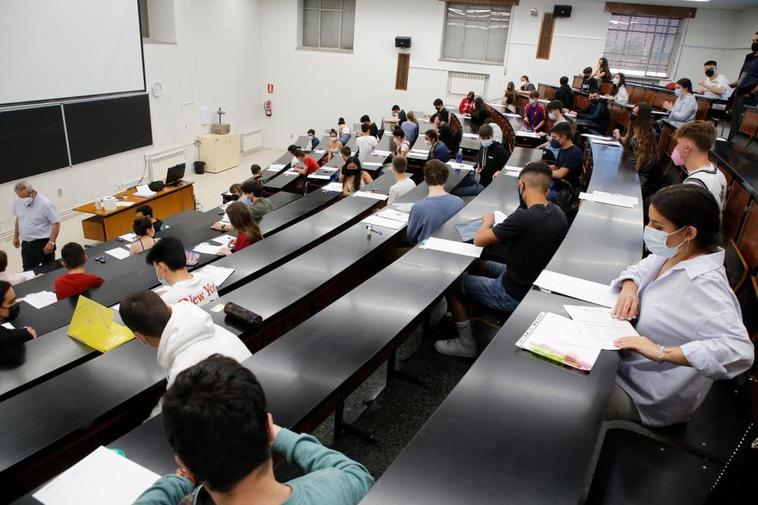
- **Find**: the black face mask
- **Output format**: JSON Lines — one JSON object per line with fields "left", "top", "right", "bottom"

{"left": 630, "top": 113, "right": 639, "bottom": 122}
{"left": 3, "top": 303, "right": 20, "bottom": 322}
{"left": 705, "top": 68, "right": 715, "bottom": 77}
{"left": 752, "top": 42, "right": 758, "bottom": 52}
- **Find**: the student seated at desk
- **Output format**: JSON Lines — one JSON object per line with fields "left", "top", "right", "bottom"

{"left": 54, "top": 242, "right": 104, "bottom": 300}
{"left": 671, "top": 120, "right": 727, "bottom": 212}
{"left": 341, "top": 157, "right": 373, "bottom": 196}
{"left": 392, "top": 127, "right": 411, "bottom": 158}
{"left": 432, "top": 98, "right": 450, "bottom": 123}
{"left": 576, "top": 90, "right": 609, "bottom": 133}
{"left": 359, "top": 114, "right": 379, "bottom": 137}
{"left": 469, "top": 97, "right": 490, "bottom": 134}
{"left": 0, "top": 250, "right": 32, "bottom": 286}
{"left": 433, "top": 113, "right": 457, "bottom": 153}
{"left": 502, "top": 81, "right": 518, "bottom": 112}
{"left": 459, "top": 91, "right": 475, "bottom": 114}
{"left": 425, "top": 129, "right": 450, "bottom": 163}
{"left": 607, "top": 185, "right": 753, "bottom": 427}
{"left": 147, "top": 237, "right": 218, "bottom": 307}
{"left": 0, "top": 281, "right": 37, "bottom": 349}
{"left": 697, "top": 60, "right": 732, "bottom": 100}
{"left": 129, "top": 217, "right": 157, "bottom": 256}
{"left": 592, "top": 57, "right": 612, "bottom": 83}
{"left": 388, "top": 156, "right": 415, "bottom": 205}
{"left": 133, "top": 356, "right": 374, "bottom": 505}
{"left": 391, "top": 104, "right": 407, "bottom": 124}
{"left": 120, "top": 293, "right": 251, "bottom": 388}
{"left": 355, "top": 123, "right": 378, "bottom": 162}
{"left": 407, "top": 160, "right": 463, "bottom": 243}
{"left": 400, "top": 110, "right": 419, "bottom": 146}
{"left": 306, "top": 129, "right": 319, "bottom": 151}
{"left": 453, "top": 125, "right": 509, "bottom": 197}
{"left": 538, "top": 101, "right": 570, "bottom": 158}
{"left": 546, "top": 122, "right": 583, "bottom": 207}
{"left": 240, "top": 179, "right": 274, "bottom": 223}
{"left": 337, "top": 117, "right": 351, "bottom": 145}
{"left": 292, "top": 150, "right": 320, "bottom": 176}
{"left": 215, "top": 202, "right": 262, "bottom": 256}
{"left": 436, "top": 162, "right": 568, "bottom": 357}
{"left": 136, "top": 205, "right": 164, "bottom": 234}
{"left": 228, "top": 183, "right": 242, "bottom": 201}
{"left": 250, "top": 164, "right": 263, "bottom": 182}
{"left": 613, "top": 103, "right": 661, "bottom": 200}
{"left": 555, "top": 76, "right": 574, "bottom": 109}
{"left": 523, "top": 90, "right": 546, "bottom": 132}
{"left": 580, "top": 67, "right": 598, "bottom": 94}
{"left": 326, "top": 130, "right": 343, "bottom": 161}
{"left": 663, "top": 78, "right": 697, "bottom": 123}
{"left": 612, "top": 72, "right": 629, "bottom": 106}
{"left": 519, "top": 75, "right": 536, "bottom": 92}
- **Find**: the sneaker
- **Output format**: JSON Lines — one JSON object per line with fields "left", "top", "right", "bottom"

{"left": 434, "top": 338, "right": 477, "bottom": 358}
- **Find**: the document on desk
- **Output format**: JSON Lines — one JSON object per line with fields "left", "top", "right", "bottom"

{"left": 33, "top": 445, "right": 160, "bottom": 505}
{"left": 18, "top": 291, "right": 58, "bottom": 309}
{"left": 193, "top": 242, "right": 223, "bottom": 255}
{"left": 504, "top": 171, "right": 520, "bottom": 178}
{"left": 118, "top": 232, "right": 138, "bottom": 243}
{"left": 308, "top": 173, "right": 332, "bottom": 180}
{"left": 319, "top": 166, "right": 339, "bottom": 174}
{"left": 376, "top": 209, "right": 410, "bottom": 223}
{"left": 115, "top": 201, "right": 134, "bottom": 208}
{"left": 447, "top": 162, "right": 474, "bottom": 171}
{"left": 322, "top": 182, "right": 344, "bottom": 192}
{"left": 362, "top": 215, "right": 405, "bottom": 230}
{"left": 516, "top": 131, "right": 541, "bottom": 138}
{"left": 197, "top": 265, "right": 235, "bottom": 287}
{"left": 503, "top": 165, "right": 523, "bottom": 172}
{"left": 515, "top": 312, "right": 601, "bottom": 372}
{"left": 462, "top": 132, "right": 479, "bottom": 138}
{"left": 563, "top": 305, "right": 636, "bottom": 349}
{"left": 579, "top": 191, "right": 638, "bottom": 208}
{"left": 210, "top": 234, "right": 236, "bottom": 246}
{"left": 268, "top": 163, "right": 285, "bottom": 171}
{"left": 373, "top": 149, "right": 392, "bottom": 156}
{"left": 133, "top": 185, "right": 156, "bottom": 198}
{"left": 581, "top": 133, "right": 614, "bottom": 141}
{"left": 105, "top": 247, "right": 130, "bottom": 260}
{"left": 363, "top": 161, "right": 383, "bottom": 168}
{"left": 534, "top": 270, "right": 617, "bottom": 308}
{"left": 420, "top": 237, "right": 483, "bottom": 258}
{"left": 354, "top": 191, "right": 389, "bottom": 201}
{"left": 391, "top": 202, "right": 415, "bottom": 213}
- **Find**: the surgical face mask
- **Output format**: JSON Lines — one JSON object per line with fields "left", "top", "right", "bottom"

{"left": 752, "top": 41, "right": 758, "bottom": 52}
{"left": 550, "top": 138, "right": 562, "bottom": 149}
{"left": 674, "top": 87, "right": 683, "bottom": 97}
{"left": 671, "top": 145, "right": 689, "bottom": 166}
{"left": 643, "top": 226, "right": 688, "bottom": 258}
{"left": 307, "top": 134, "right": 314, "bottom": 139}
{"left": 20, "top": 197, "right": 33, "bottom": 206}
{"left": 425, "top": 139, "right": 432, "bottom": 146}
{"left": 612, "top": 77, "right": 620, "bottom": 85}
{"left": 705, "top": 68, "right": 715, "bottom": 78}
{"left": 480, "top": 139, "right": 493, "bottom": 148}
{"left": 521, "top": 80, "right": 527, "bottom": 85}
{"left": 330, "top": 136, "right": 337, "bottom": 142}
{"left": 548, "top": 112, "right": 557, "bottom": 120}
{"left": 529, "top": 98, "right": 537, "bottom": 104}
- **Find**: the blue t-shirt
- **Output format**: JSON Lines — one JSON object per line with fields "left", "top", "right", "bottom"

{"left": 555, "top": 144, "right": 583, "bottom": 189}
{"left": 400, "top": 121, "right": 419, "bottom": 146}
{"left": 430, "top": 141, "right": 450, "bottom": 162}
{"left": 407, "top": 194, "right": 465, "bottom": 243}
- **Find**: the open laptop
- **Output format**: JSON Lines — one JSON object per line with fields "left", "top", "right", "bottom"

{"left": 165, "top": 163, "right": 185, "bottom": 186}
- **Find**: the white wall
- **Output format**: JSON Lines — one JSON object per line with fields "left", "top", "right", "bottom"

{"left": 0, "top": 0, "right": 263, "bottom": 236}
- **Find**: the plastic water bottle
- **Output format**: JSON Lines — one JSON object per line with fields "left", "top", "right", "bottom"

{"left": 456, "top": 148, "right": 464, "bottom": 164}
{"left": 304, "top": 181, "right": 310, "bottom": 194}
{"left": 365, "top": 224, "right": 372, "bottom": 239}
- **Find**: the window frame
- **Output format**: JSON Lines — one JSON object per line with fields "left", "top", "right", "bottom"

{"left": 298, "top": 0, "right": 355, "bottom": 53}
{"left": 439, "top": 2, "right": 512, "bottom": 66}
{"left": 602, "top": 13, "right": 684, "bottom": 80}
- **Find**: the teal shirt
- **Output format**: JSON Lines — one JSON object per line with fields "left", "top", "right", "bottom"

{"left": 133, "top": 429, "right": 374, "bottom": 505}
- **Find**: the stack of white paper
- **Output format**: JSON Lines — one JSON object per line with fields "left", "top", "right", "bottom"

{"left": 105, "top": 247, "right": 130, "bottom": 260}
{"left": 210, "top": 234, "right": 236, "bottom": 246}
{"left": 196, "top": 265, "right": 235, "bottom": 287}
{"left": 516, "top": 131, "right": 541, "bottom": 138}
{"left": 32, "top": 446, "right": 160, "bottom": 505}
{"left": 534, "top": 270, "right": 617, "bottom": 308}
{"left": 193, "top": 242, "right": 223, "bottom": 255}
{"left": 579, "top": 191, "right": 638, "bottom": 208}
{"left": 119, "top": 233, "right": 138, "bottom": 243}
{"left": 563, "top": 305, "right": 638, "bottom": 349}
{"left": 353, "top": 191, "right": 389, "bottom": 201}
{"left": 373, "top": 149, "right": 392, "bottom": 156}
{"left": 133, "top": 185, "right": 156, "bottom": 198}
{"left": 447, "top": 162, "right": 474, "bottom": 171}
{"left": 322, "top": 182, "right": 344, "bottom": 192}
{"left": 363, "top": 161, "right": 383, "bottom": 168}
{"left": 362, "top": 215, "right": 405, "bottom": 230}
{"left": 376, "top": 209, "right": 410, "bottom": 223}
{"left": 462, "top": 132, "right": 479, "bottom": 138}
{"left": 420, "top": 237, "right": 483, "bottom": 258}
{"left": 308, "top": 173, "right": 332, "bottom": 180}
{"left": 516, "top": 312, "right": 601, "bottom": 371}
{"left": 19, "top": 291, "right": 58, "bottom": 309}
{"left": 503, "top": 165, "right": 523, "bottom": 172}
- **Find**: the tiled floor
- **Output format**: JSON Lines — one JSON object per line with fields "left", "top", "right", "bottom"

{"left": 0, "top": 148, "right": 284, "bottom": 274}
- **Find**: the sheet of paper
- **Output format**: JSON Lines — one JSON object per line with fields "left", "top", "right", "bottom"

{"left": 563, "top": 305, "right": 637, "bottom": 350}
{"left": 196, "top": 265, "right": 235, "bottom": 287}
{"left": 420, "top": 237, "right": 483, "bottom": 258}
{"left": 220, "top": 212, "right": 230, "bottom": 223}
{"left": 391, "top": 202, "right": 415, "bottom": 213}
{"left": 503, "top": 165, "right": 523, "bottom": 172}
{"left": 592, "top": 139, "right": 623, "bottom": 147}
{"left": 115, "top": 201, "right": 134, "bottom": 208}
{"left": 2, "top": 322, "right": 15, "bottom": 329}
{"left": 19, "top": 291, "right": 58, "bottom": 309}
{"left": 268, "top": 163, "right": 285, "bottom": 171}
{"left": 319, "top": 166, "right": 339, "bottom": 174}
{"left": 312, "top": 149, "right": 326, "bottom": 155}
{"left": 516, "top": 131, "right": 541, "bottom": 138}
{"left": 322, "top": 182, "right": 344, "bottom": 192}
{"left": 376, "top": 209, "right": 410, "bottom": 223}
{"left": 362, "top": 215, "right": 405, "bottom": 230}
{"left": 410, "top": 149, "right": 429, "bottom": 155}
{"left": 193, "top": 242, "right": 223, "bottom": 255}
{"left": 210, "top": 234, "right": 236, "bottom": 245}
{"left": 504, "top": 112, "right": 522, "bottom": 118}
{"left": 462, "top": 132, "right": 479, "bottom": 138}
{"left": 363, "top": 161, "right": 383, "bottom": 168}
{"left": 534, "top": 270, "right": 617, "bottom": 308}
{"left": 579, "top": 191, "right": 638, "bottom": 209}
{"left": 504, "top": 171, "right": 520, "bottom": 178}
{"left": 105, "top": 247, "right": 130, "bottom": 260}
{"left": 19, "top": 270, "right": 37, "bottom": 282}
{"left": 119, "top": 232, "right": 138, "bottom": 243}
{"left": 493, "top": 210, "right": 508, "bottom": 224}
{"left": 353, "top": 191, "right": 389, "bottom": 201}
{"left": 447, "top": 162, "right": 474, "bottom": 171}
{"left": 515, "top": 312, "right": 600, "bottom": 371}
{"left": 408, "top": 152, "right": 428, "bottom": 160}
{"left": 581, "top": 133, "right": 614, "bottom": 141}
{"left": 33, "top": 446, "right": 160, "bottom": 505}
{"left": 308, "top": 173, "right": 332, "bottom": 180}
{"left": 373, "top": 149, "right": 392, "bottom": 156}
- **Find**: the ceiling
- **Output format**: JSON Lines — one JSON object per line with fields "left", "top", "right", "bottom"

{"left": 622, "top": 0, "right": 758, "bottom": 9}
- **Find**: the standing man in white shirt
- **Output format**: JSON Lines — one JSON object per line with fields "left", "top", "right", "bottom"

{"left": 12, "top": 181, "right": 60, "bottom": 271}
{"left": 670, "top": 121, "right": 727, "bottom": 213}
{"left": 355, "top": 123, "right": 378, "bottom": 162}
{"left": 697, "top": 60, "right": 731, "bottom": 100}
{"left": 146, "top": 236, "right": 219, "bottom": 307}
{"left": 387, "top": 156, "right": 416, "bottom": 205}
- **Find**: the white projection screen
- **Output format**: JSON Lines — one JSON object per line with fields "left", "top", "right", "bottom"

{"left": 0, "top": 0, "right": 145, "bottom": 106}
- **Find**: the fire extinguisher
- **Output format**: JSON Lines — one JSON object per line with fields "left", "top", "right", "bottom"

{"left": 264, "top": 100, "right": 272, "bottom": 117}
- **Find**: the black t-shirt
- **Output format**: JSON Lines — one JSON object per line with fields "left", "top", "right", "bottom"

{"left": 438, "top": 123, "right": 456, "bottom": 152}
{"left": 555, "top": 85, "right": 574, "bottom": 109}
{"left": 555, "top": 144, "right": 583, "bottom": 189}
{"left": 492, "top": 203, "right": 569, "bottom": 300}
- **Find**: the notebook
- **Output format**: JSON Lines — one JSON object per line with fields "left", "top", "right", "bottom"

{"left": 68, "top": 296, "right": 134, "bottom": 353}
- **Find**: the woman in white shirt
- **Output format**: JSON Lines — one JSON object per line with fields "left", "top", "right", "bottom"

{"left": 607, "top": 184, "right": 753, "bottom": 427}
{"left": 326, "top": 129, "right": 343, "bottom": 162}
{"left": 612, "top": 72, "right": 629, "bottom": 106}
{"left": 337, "top": 117, "right": 351, "bottom": 145}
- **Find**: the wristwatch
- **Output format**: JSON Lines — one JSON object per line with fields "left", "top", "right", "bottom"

{"left": 656, "top": 345, "right": 667, "bottom": 363}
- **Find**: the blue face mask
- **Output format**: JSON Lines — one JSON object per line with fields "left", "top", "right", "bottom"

{"left": 643, "top": 226, "right": 687, "bottom": 258}
{"left": 674, "top": 88, "right": 683, "bottom": 97}
{"left": 481, "top": 139, "right": 493, "bottom": 148}
{"left": 550, "top": 138, "right": 562, "bottom": 149}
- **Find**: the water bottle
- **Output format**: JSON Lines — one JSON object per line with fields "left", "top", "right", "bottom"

{"left": 304, "top": 181, "right": 310, "bottom": 194}
{"left": 95, "top": 192, "right": 102, "bottom": 210}
{"left": 365, "top": 224, "right": 372, "bottom": 239}
{"left": 456, "top": 148, "right": 464, "bottom": 164}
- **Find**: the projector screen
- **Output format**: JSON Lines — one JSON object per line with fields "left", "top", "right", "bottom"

{"left": 0, "top": 0, "right": 145, "bottom": 106}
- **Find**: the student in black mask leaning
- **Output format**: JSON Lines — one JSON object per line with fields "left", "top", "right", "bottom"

{"left": 0, "top": 281, "right": 37, "bottom": 349}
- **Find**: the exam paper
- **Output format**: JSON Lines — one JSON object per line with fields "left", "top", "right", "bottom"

{"left": 308, "top": 173, "right": 332, "bottom": 180}
{"left": 373, "top": 149, "right": 392, "bottom": 156}
{"left": 563, "top": 305, "right": 637, "bottom": 349}
{"left": 197, "top": 265, "right": 235, "bottom": 287}
{"left": 493, "top": 210, "right": 508, "bottom": 224}
{"left": 581, "top": 134, "right": 614, "bottom": 141}
{"left": 363, "top": 161, "right": 383, "bottom": 168}
{"left": 319, "top": 166, "right": 339, "bottom": 174}
{"left": 193, "top": 242, "right": 223, "bottom": 255}
{"left": 579, "top": 191, "right": 638, "bottom": 208}
{"left": 447, "top": 162, "right": 474, "bottom": 171}
{"left": 462, "top": 132, "right": 479, "bottom": 138}
{"left": 268, "top": 163, "right": 285, "bottom": 171}
{"left": 33, "top": 446, "right": 160, "bottom": 505}
{"left": 391, "top": 202, "right": 415, "bottom": 213}
{"left": 420, "top": 237, "right": 483, "bottom": 258}
{"left": 376, "top": 209, "right": 410, "bottom": 223}
{"left": 353, "top": 191, "right": 389, "bottom": 201}
{"left": 504, "top": 171, "right": 520, "bottom": 178}
{"left": 534, "top": 270, "right": 617, "bottom": 308}
{"left": 119, "top": 232, "right": 138, "bottom": 243}
{"left": 105, "top": 247, "right": 130, "bottom": 260}
{"left": 210, "top": 234, "right": 236, "bottom": 246}
{"left": 19, "top": 291, "right": 58, "bottom": 309}
{"left": 322, "top": 182, "right": 344, "bottom": 192}
{"left": 362, "top": 215, "right": 405, "bottom": 230}
{"left": 516, "top": 131, "right": 541, "bottom": 138}
{"left": 2, "top": 322, "right": 14, "bottom": 329}
{"left": 503, "top": 165, "right": 523, "bottom": 172}
{"left": 516, "top": 312, "right": 601, "bottom": 371}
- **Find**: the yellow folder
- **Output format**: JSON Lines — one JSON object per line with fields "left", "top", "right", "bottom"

{"left": 68, "top": 296, "right": 134, "bottom": 353}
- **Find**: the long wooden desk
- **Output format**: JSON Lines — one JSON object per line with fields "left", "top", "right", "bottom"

{"left": 74, "top": 182, "right": 195, "bottom": 241}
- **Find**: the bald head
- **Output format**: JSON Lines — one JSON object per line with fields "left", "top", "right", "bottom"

{"left": 519, "top": 161, "right": 552, "bottom": 191}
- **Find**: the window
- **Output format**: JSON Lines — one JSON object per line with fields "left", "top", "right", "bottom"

{"left": 138, "top": 0, "right": 176, "bottom": 43}
{"left": 302, "top": 0, "right": 355, "bottom": 51}
{"left": 603, "top": 14, "right": 682, "bottom": 79}
{"left": 441, "top": 3, "right": 511, "bottom": 65}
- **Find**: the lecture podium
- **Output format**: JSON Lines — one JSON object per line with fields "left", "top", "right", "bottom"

{"left": 74, "top": 182, "right": 196, "bottom": 241}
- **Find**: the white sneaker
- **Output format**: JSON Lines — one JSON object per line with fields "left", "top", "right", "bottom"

{"left": 434, "top": 338, "right": 477, "bottom": 358}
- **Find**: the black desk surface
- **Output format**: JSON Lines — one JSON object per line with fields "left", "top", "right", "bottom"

{"left": 710, "top": 138, "right": 758, "bottom": 200}
{"left": 360, "top": 141, "right": 643, "bottom": 505}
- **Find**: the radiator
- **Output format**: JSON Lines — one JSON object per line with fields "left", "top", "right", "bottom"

{"left": 241, "top": 129, "right": 264, "bottom": 153}
{"left": 448, "top": 71, "right": 489, "bottom": 97}
{"left": 146, "top": 147, "right": 187, "bottom": 182}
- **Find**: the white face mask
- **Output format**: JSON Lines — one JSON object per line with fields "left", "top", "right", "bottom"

{"left": 21, "top": 196, "right": 33, "bottom": 206}
{"left": 529, "top": 98, "right": 537, "bottom": 104}
{"left": 643, "top": 226, "right": 688, "bottom": 258}
{"left": 521, "top": 80, "right": 527, "bottom": 85}
{"left": 330, "top": 137, "right": 338, "bottom": 142}
{"left": 612, "top": 77, "right": 620, "bottom": 85}
{"left": 548, "top": 112, "right": 557, "bottom": 120}
{"left": 425, "top": 139, "right": 432, "bottom": 146}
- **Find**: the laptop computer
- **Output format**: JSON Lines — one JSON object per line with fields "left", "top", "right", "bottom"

{"left": 165, "top": 163, "right": 186, "bottom": 187}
